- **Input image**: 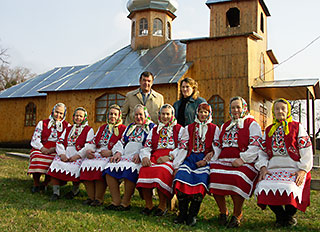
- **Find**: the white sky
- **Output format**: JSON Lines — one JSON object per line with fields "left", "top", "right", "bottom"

{"left": 0, "top": 0, "right": 319, "bottom": 81}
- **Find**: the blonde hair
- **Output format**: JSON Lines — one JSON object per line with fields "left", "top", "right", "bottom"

{"left": 179, "top": 77, "right": 199, "bottom": 99}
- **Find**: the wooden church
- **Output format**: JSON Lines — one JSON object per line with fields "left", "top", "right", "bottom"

{"left": 0, "top": 0, "right": 319, "bottom": 149}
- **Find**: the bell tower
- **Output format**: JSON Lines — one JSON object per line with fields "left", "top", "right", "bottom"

{"left": 127, "top": 0, "right": 178, "bottom": 50}
{"left": 206, "top": 0, "right": 270, "bottom": 39}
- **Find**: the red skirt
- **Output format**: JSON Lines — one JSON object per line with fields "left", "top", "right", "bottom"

{"left": 80, "top": 170, "right": 104, "bottom": 181}
{"left": 136, "top": 149, "right": 174, "bottom": 198}
{"left": 257, "top": 172, "right": 311, "bottom": 212}
{"left": 28, "top": 141, "right": 56, "bottom": 174}
{"left": 209, "top": 160, "right": 258, "bottom": 199}
{"left": 47, "top": 170, "right": 80, "bottom": 182}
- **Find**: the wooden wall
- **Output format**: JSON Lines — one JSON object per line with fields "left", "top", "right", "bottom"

{"left": 0, "top": 97, "right": 46, "bottom": 146}
{"left": 185, "top": 36, "right": 250, "bottom": 122}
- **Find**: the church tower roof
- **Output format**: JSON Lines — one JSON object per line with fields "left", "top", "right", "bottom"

{"left": 127, "top": 0, "right": 178, "bottom": 16}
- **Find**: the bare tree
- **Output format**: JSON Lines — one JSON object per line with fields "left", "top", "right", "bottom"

{"left": 0, "top": 44, "right": 36, "bottom": 90}
{"left": 288, "top": 100, "right": 305, "bottom": 121}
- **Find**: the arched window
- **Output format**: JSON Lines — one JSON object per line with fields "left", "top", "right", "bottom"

{"left": 139, "top": 18, "right": 148, "bottom": 36}
{"left": 166, "top": 22, "right": 171, "bottom": 39}
{"left": 95, "top": 93, "right": 126, "bottom": 122}
{"left": 132, "top": 21, "right": 136, "bottom": 38}
{"left": 226, "top": 8, "right": 240, "bottom": 27}
{"left": 260, "top": 53, "right": 265, "bottom": 80}
{"left": 25, "top": 102, "right": 36, "bottom": 126}
{"left": 208, "top": 95, "right": 224, "bottom": 126}
{"left": 153, "top": 18, "right": 163, "bottom": 36}
{"left": 260, "top": 13, "right": 264, "bottom": 33}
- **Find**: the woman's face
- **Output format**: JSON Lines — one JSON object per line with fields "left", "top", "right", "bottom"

{"left": 198, "top": 109, "right": 210, "bottom": 122}
{"left": 230, "top": 99, "right": 243, "bottom": 119}
{"left": 134, "top": 108, "right": 145, "bottom": 124}
{"left": 181, "top": 81, "right": 193, "bottom": 98}
{"left": 53, "top": 106, "right": 65, "bottom": 121}
{"left": 108, "top": 108, "right": 119, "bottom": 124}
{"left": 74, "top": 110, "right": 85, "bottom": 125}
{"left": 274, "top": 102, "right": 288, "bottom": 121}
{"left": 160, "top": 107, "right": 172, "bottom": 124}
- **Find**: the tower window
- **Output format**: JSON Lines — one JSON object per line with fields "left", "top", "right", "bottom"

{"left": 260, "top": 13, "right": 264, "bottom": 32}
{"left": 226, "top": 8, "right": 240, "bottom": 27}
{"left": 208, "top": 95, "right": 224, "bottom": 126}
{"left": 132, "top": 21, "right": 136, "bottom": 37}
{"left": 25, "top": 102, "right": 36, "bottom": 126}
{"left": 139, "top": 18, "right": 148, "bottom": 36}
{"left": 166, "top": 22, "right": 171, "bottom": 39}
{"left": 153, "top": 18, "right": 163, "bottom": 36}
{"left": 95, "top": 93, "right": 125, "bottom": 122}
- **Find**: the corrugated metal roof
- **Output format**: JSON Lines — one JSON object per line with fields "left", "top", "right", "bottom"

{"left": 39, "top": 40, "right": 189, "bottom": 92}
{"left": 253, "top": 79, "right": 319, "bottom": 88}
{"left": 0, "top": 65, "right": 87, "bottom": 99}
{"left": 206, "top": 0, "right": 270, "bottom": 16}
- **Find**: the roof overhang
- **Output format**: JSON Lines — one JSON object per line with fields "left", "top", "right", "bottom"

{"left": 252, "top": 78, "right": 320, "bottom": 100}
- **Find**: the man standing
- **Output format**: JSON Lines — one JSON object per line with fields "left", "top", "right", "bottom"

{"left": 122, "top": 71, "right": 164, "bottom": 125}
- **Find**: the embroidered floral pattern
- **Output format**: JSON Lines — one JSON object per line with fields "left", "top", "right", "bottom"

{"left": 178, "top": 139, "right": 188, "bottom": 150}
{"left": 271, "top": 127, "right": 287, "bottom": 156}
{"left": 298, "top": 136, "right": 312, "bottom": 149}
{"left": 265, "top": 170, "right": 296, "bottom": 182}
{"left": 222, "top": 126, "right": 238, "bottom": 148}
{"left": 249, "top": 135, "right": 263, "bottom": 147}
{"left": 192, "top": 127, "right": 205, "bottom": 152}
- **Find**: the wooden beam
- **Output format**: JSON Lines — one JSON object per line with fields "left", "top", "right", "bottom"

{"left": 306, "top": 90, "right": 310, "bottom": 135}
{"left": 312, "top": 95, "right": 316, "bottom": 155}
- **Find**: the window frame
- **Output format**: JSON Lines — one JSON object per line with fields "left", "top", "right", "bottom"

{"left": 208, "top": 95, "right": 225, "bottom": 126}
{"left": 153, "top": 18, "right": 163, "bottom": 36}
{"left": 139, "top": 18, "right": 148, "bottom": 36}
{"left": 25, "top": 102, "right": 36, "bottom": 127}
{"left": 95, "top": 93, "right": 126, "bottom": 122}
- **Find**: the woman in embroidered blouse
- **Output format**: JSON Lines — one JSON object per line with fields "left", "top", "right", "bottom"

{"left": 255, "top": 98, "right": 313, "bottom": 227}
{"left": 80, "top": 105, "right": 126, "bottom": 206}
{"left": 136, "top": 104, "right": 183, "bottom": 216}
{"left": 28, "top": 103, "right": 69, "bottom": 193}
{"left": 173, "top": 103, "right": 220, "bottom": 226}
{"left": 209, "top": 96, "right": 262, "bottom": 228}
{"left": 48, "top": 107, "right": 94, "bottom": 201}
{"left": 103, "top": 104, "right": 155, "bottom": 211}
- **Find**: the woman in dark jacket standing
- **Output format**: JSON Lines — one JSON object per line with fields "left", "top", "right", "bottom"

{"left": 173, "top": 77, "right": 206, "bottom": 127}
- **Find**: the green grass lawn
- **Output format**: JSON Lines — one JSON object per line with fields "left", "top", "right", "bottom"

{"left": 0, "top": 153, "right": 319, "bottom": 232}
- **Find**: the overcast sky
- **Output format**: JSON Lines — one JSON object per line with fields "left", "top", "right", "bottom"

{"left": 1, "top": 0, "right": 319, "bottom": 80}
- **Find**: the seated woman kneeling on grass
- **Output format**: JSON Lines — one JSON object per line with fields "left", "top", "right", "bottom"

{"left": 136, "top": 104, "right": 183, "bottom": 216}
{"left": 47, "top": 107, "right": 94, "bottom": 201}
{"left": 103, "top": 104, "right": 155, "bottom": 211}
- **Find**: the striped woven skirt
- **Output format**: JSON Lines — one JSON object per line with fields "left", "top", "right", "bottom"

{"left": 209, "top": 158, "right": 258, "bottom": 199}
{"left": 136, "top": 149, "right": 174, "bottom": 198}
{"left": 27, "top": 141, "right": 56, "bottom": 174}
{"left": 173, "top": 152, "right": 209, "bottom": 196}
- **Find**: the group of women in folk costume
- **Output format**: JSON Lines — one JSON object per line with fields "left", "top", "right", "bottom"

{"left": 27, "top": 94, "right": 313, "bottom": 228}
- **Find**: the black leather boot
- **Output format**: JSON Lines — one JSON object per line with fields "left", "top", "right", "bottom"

{"left": 186, "top": 196, "right": 202, "bottom": 226}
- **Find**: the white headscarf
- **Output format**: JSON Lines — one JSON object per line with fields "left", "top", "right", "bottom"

{"left": 68, "top": 107, "right": 88, "bottom": 140}
{"left": 157, "top": 104, "right": 177, "bottom": 136}
{"left": 48, "top": 103, "right": 67, "bottom": 132}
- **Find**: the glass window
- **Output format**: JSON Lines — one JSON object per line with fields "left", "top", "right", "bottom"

{"left": 226, "top": 8, "right": 240, "bottom": 27}
{"left": 259, "top": 104, "right": 267, "bottom": 132}
{"left": 166, "top": 22, "right": 171, "bottom": 39}
{"left": 260, "top": 13, "right": 264, "bottom": 33}
{"left": 208, "top": 95, "right": 225, "bottom": 126}
{"left": 260, "top": 53, "right": 265, "bottom": 80}
{"left": 95, "top": 93, "right": 126, "bottom": 122}
{"left": 153, "top": 18, "right": 163, "bottom": 36}
{"left": 139, "top": 18, "right": 148, "bottom": 36}
{"left": 25, "top": 102, "right": 36, "bottom": 126}
{"left": 132, "top": 21, "right": 136, "bottom": 38}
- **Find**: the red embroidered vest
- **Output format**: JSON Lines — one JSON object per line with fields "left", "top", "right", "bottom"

{"left": 151, "top": 124, "right": 182, "bottom": 152}
{"left": 187, "top": 122, "right": 217, "bottom": 155}
{"left": 265, "top": 121, "right": 301, "bottom": 161}
{"left": 41, "top": 119, "right": 69, "bottom": 144}
{"left": 219, "top": 118, "right": 255, "bottom": 154}
{"left": 63, "top": 125, "right": 92, "bottom": 151}
{"left": 94, "top": 124, "right": 126, "bottom": 150}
